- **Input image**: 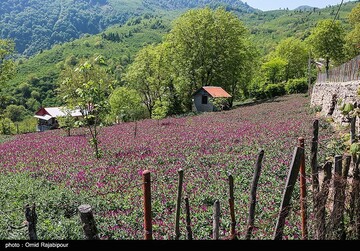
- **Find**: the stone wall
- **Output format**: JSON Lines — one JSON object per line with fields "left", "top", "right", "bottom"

{"left": 310, "top": 81, "right": 360, "bottom": 124}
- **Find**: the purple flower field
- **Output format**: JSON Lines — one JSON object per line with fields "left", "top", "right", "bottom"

{"left": 0, "top": 94, "right": 336, "bottom": 240}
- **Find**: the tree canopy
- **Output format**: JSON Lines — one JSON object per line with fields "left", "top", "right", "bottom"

{"left": 59, "top": 55, "right": 114, "bottom": 158}
{"left": 0, "top": 39, "right": 16, "bottom": 114}
{"left": 345, "top": 3, "right": 360, "bottom": 59}
{"left": 164, "top": 7, "right": 257, "bottom": 109}
{"left": 307, "top": 19, "right": 345, "bottom": 76}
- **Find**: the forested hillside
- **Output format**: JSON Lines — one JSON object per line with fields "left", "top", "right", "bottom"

{"left": 240, "top": 1, "right": 357, "bottom": 54}
{"left": 0, "top": 0, "right": 255, "bottom": 57}
{"left": 6, "top": 15, "right": 171, "bottom": 110}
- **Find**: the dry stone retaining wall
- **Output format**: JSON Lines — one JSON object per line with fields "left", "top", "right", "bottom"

{"left": 310, "top": 81, "right": 360, "bottom": 125}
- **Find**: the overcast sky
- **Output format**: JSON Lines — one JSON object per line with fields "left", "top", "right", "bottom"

{"left": 245, "top": 0, "right": 356, "bottom": 11}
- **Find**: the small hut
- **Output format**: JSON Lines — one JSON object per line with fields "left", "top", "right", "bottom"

{"left": 34, "top": 107, "right": 82, "bottom": 132}
{"left": 192, "top": 86, "right": 232, "bottom": 112}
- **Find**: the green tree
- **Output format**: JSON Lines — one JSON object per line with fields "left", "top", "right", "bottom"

{"left": 123, "top": 43, "right": 172, "bottom": 118}
{"left": 57, "top": 109, "right": 77, "bottom": 137}
{"left": 345, "top": 3, "right": 360, "bottom": 59}
{"left": 4, "top": 105, "right": 29, "bottom": 122}
{"left": 59, "top": 55, "right": 114, "bottom": 159}
{"left": 0, "top": 39, "right": 16, "bottom": 114}
{"left": 109, "top": 86, "right": 146, "bottom": 122}
{"left": 165, "top": 7, "right": 257, "bottom": 109}
{"left": 308, "top": 19, "right": 345, "bottom": 77}
{"left": 261, "top": 57, "right": 287, "bottom": 84}
{"left": 0, "top": 39, "right": 16, "bottom": 87}
{"left": 272, "top": 37, "right": 309, "bottom": 81}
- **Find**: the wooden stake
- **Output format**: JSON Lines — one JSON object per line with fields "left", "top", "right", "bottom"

{"left": 78, "top": 204, "right": 100, "bottom": 240}
{"left": 175, "top": 169, "right": 184, "bottom": 240}
{"left": 298, "top": 137, "right": 308, "bottom": 240}
{"left": 25, "top": 204, "right": 37, "bottom": 240}
{"left": 328, "top": 155, "right": 346, "bottom": 240}
{"left": 314, "top": 161, "right": 332, "bottom": 240}
{"left": 228, "top": 174, "right": 237, "bottom": 240}
{"left": 246, "top": 149, "right": 264, "bottom": 240}
{"left": 273, "top": 147, "right": 304, "bottom": 240}
{"left": 143, "top": 170, "right": 152, "bottom": 240}
{"left": 311, "top": 120, "right": 319, "bottom": 196}
{"left": 213, "top": 200, "right": 220, "bottom": 240}
{"left": 185, "top": 197, "right": 193, "bottom": 240}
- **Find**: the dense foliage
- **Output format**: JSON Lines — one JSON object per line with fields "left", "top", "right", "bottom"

{"left": 0, "top": 2, "right": 358, "bottom": 125}
{"left": 0, "top": 0, "right": 256, "bottom": 57}
{"left": 3, "top": 15, "right": 170, "bottom": 118}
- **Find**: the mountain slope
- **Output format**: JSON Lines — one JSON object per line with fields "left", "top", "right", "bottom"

{"left": 7, "top": 15, "right": 171, "bottom": 108}
{"left": 0, "top": 0, "right": 256, "bottom": 57}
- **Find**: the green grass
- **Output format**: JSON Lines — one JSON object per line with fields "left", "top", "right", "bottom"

{"left": 0, "top": 172, "right": 84, "bottom": 240}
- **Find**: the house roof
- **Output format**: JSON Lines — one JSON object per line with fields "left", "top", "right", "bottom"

{"left": 34, "top": 107, "right": 83, "bottom": 120}
{"left": 193, "top": 86, "right": 232, "bottom": 98}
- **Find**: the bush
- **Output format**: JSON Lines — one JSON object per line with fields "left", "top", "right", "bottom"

{"left": 265, "top": 83, "right": 286, "bottom": 98}
{"left": 17, "top": 117, "right": 38, "bottom": 134}
{"left": 285, "top": 78, "right": 308, "bottom": 94}
{"left": 0, "top": 118, "right": 15, "bottom": 135}
{"left": 248, "top": 81, "right": 267, "bottom": 100}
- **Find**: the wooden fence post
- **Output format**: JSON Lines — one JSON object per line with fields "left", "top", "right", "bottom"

{"left": 184, "top": 197, "right": 193, "bottom": 240}
{"left": 227, "top": 174, "right": 237, "bottom": 240}
{"left": 273, "top": 146, "right": 304, "bottom": 240}
{"left": 328, "top": 155, "right": 346, "bottom": 240}
{"left": 350, "top": 103, "right": 357, "bottom": 144}
{"left": 246, "top": 149, "right": 264, "bottom": 240}
{"left": 175, "top": 169, "right": 184, "bottom": 240}
{"left": 349, "top": 155, "right": 360, "bottom": 239}
{"left": 213, "top": 200, "right": 220, "bottom": 240}
{"left": 142, "top": 170, "right": 152, "bottom": 240}
{"left": 25, "top": 204, "right": 37, "bottom": 240}
{"left": 78, "top": 204, "right": 100, "bottom": 240}
{"left": 298, "top": 137, "right": 308, "bottom": 240}
{"left": 314, "top": 161, "right": 332, "bottom": 240}
{"left": 311, "top": 120, "right": 319, "bottom": 197}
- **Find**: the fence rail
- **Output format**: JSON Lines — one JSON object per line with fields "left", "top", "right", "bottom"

{"left": 316, "top": 55, "right": 360, "bottom": 83}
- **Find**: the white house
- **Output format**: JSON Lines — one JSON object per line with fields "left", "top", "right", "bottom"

{"left": 34, "top": 107, "right": 83, "bottom": 132}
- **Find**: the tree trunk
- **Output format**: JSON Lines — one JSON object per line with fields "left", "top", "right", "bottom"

{"left": 326, "top": 57, "right": 330, "bottom": 80}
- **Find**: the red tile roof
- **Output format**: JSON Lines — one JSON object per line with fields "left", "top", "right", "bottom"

{"left": 202, "top": 86, "right": 231, "bottom": 98}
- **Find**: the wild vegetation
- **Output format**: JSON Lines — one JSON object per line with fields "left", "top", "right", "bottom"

{"left": 1, "top": 0, "right": 360, "bottom": 241}
{"left": 0, "top": 94, "right": 345, "bottom": 240}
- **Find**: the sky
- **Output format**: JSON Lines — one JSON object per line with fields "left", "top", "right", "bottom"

{"left": 244, "top": 0, "right": 356, "bottom": 11}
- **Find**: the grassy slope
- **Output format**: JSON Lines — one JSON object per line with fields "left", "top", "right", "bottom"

{"left": 239, "top": 1, "right": 357, "bottom": 54}
{"left": 10, "top": 17, "right": 170, "bottom": 87}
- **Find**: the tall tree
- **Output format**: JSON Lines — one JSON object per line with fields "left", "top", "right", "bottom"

{"left": 272, "top": 37, "right": 309, "bottom": 81}
{"left": 109, "top": 86, "right": 146, "bottom": 122}
{"left": 59, "top": 55, "right": 114, "bottom": 159}
{"left": 165, "top": 7, "right": 257, "bottom": 110}
{"left": 345, "top": 3, "right": 360, "bottom": 60}
{"left": 123, "top": 43, "right": 173, "bottom": 118}
{"left": 261, "top": 57, "right": 287, "bottom": 84}
{"left": 0, "top": 39, "right": 16, "bottom": 114}
{"left": 308, "top": 19, "right": 345, "bottom": 77}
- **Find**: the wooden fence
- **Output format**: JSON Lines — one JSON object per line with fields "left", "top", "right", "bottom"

{"left": 317, "top": 55, "right": 360, "bottom": 83}
{"left": 22, "top": 119, "right": 360, "bottom": 240}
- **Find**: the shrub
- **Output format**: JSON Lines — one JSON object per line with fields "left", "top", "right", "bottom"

{"left": 265, "top": 83, "right": 286, "bottom": 98}
{"left": 0, "top": 118, "right": 15, "bottom": 135}
{"left": 285, "top": 78, "right": 308, "bottom": 94}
